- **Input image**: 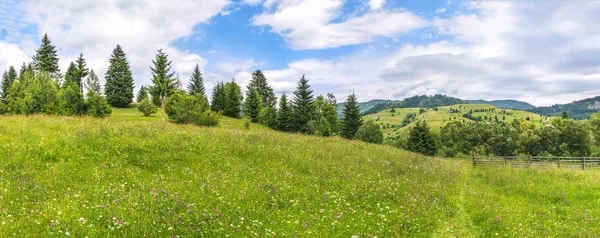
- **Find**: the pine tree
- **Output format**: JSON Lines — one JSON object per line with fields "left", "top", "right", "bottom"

{"left": 223, "top": 79, "right": 243, "bottom": 118}
{"left": 290, "top": 75, "right": 316, "bottom": 133}
{"left": 243, "top": 88, "right": 262, "bottom": 122}
{"left": 32, "top": 33, "right": 60, "bottom": 76}
{"left": 340, "top": 91, "right": 362, "bottom": 139}
{"left": 211, "top": 81, "right": 226, "bottom": 112}
{"left": 105, "top": 45, "right": 134, "bottom": 108}
{"left": 84, "top": 70, "right": 102, "bottom": 97}
{"left": 1, "top": 66, "right": 17, "bottom": 101}
{"left": 136, "top": 85, "right": 150, "bottom": 103}
{"left": 407, "top": 121, "right": 438, "bottom": 156}
{"left": 149, "top": 49, "right": 178, "bottom": 122}
{"left": 561, "top": 109, "right": 569, "bottom": 119}
{"left": 63, "top": 62, "right": 77, "bottom": 87}
{"left": 187, "top": 64, "right": 205, "bottom": 97}
{"left": 248, "top": 70, "right": 276, "bottom": 108}
{"left": 74, "top": 53, "right": 89, "bottom": 93}
{"left": 277, "top": 93, "right": 291, "bottom": 131}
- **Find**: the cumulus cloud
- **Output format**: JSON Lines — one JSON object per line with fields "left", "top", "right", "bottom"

{"left": 14, "top": 0, "right": 228, "bottom": 88}
{"left": 251, "top": 0, "right": 427, "bottom": 50}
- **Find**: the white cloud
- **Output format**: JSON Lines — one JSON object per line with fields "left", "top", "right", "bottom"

{"left": 435, "top": 8, "right": 447, "bottom": 13}
{"left": 17, "top": 0, "right": 228, "bottom": 89}
{"left": 0, "top": 42, "right": 30, "bottom": 72}
{"left": 252, "top": 1, "right": 600, "bottom": 106}
{"left": 369, "top": 0, "right": 385, "bottom": 11}
{"left": 251, "top": 0, "right": 427, "bottom": 49}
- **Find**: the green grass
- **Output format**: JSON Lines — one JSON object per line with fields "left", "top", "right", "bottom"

{"left": 366, "top": 104, "right": 545, "bottom": 140}
{"left": 1, "top": 108, "right": 599, "bottom": 237}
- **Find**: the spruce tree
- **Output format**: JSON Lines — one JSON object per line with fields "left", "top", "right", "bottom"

{"left": 244, "top": 88, "right": 262, "bottom": 122}
{"left": 32, "top": 33, "right": 60, "bottom": 76}
{"left": 149, "top": 49, "right": 178, "bottom": 121}
{"left": 74, "top": 53, "right": 89, "bottom": 93}
{"left": 407, "top": 121, "right": 438, "bottom": 156}
{"left": 136, "top": 85, "right": 150, "bottom": 103}
{"left": 340, "top": 91, "right": 362, "bottom": 139}
{"left": 187, "top": 64, "right": 205, "bottom": 97}
{"left": 276, "top": 93, "right": 291, "bottom": 131}
{"left": 223, "top": 79, "right": 243, "bottom": 118}
{"left": 63, "top": 62, "right": 77, "bottom": 87}
{"left": 211, "top": 81, "right": 226, "bottom": 112}
{"left": 1, "top": 66, "right": 17, "bottom": 101}
{"left": 84, "top": 70, "right": 102, "bottom": 97}
{"left": 105, "top": 45, "right": 134, "bottom": 108}
{"left": 290, "top": 75, "right": 316, "bottom": 133}
{"left": 561, "top": 110, "right": 570, "bottom": 119}
{"left": 247, "top": 70, "right": 276, "bottom": 108}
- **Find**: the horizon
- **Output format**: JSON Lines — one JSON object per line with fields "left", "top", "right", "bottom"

{"left": 1, "top": 0, "right": 599, "bottom": 107}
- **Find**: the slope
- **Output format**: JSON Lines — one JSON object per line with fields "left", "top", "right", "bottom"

{"left": 529, "top": 95, "right": 600, "bottom": 120}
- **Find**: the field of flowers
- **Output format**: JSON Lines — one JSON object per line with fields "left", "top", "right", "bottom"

{"left": 1, "top": 108, "right": 600, "bottom": 237}
{"left": 0, "top": 109, "right": 466, "bottom": 237}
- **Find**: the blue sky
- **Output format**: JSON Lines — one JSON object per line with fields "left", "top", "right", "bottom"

{"left": 1, "top": 0, "right": 600, "bottom": 106}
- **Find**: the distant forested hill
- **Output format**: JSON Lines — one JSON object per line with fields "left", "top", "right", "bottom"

{"left": 336, "top": 99, "right": 393, "bottom": 117}
{"left": 361, "top": 95, "right": 465, "bottom": 115}
{"left": 467, "top": 100, "right": 535, "bottom": 110}
{"left": 529, "top": 96, "right": 600, "bottom": 120}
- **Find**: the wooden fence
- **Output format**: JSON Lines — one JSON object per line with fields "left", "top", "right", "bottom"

{"left": 472, "top": 153, "right": 600, "bottom": 170}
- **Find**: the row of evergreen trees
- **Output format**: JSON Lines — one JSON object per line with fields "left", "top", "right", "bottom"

{"left": 0, "top": 34, "right": 111, "bottom": 117}
{"left": 0, "top": 34, "right": 384, "bottom": 142}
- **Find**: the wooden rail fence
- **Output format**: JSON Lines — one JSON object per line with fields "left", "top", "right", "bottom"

{"left": 472, "top": 153, "right": 600, "bottom": 170}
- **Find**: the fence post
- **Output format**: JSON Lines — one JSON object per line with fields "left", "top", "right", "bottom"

{"left": 528, "top": 156, "right": 531, "bottom": 167}
{"left": 558, "top": 158, "right": 561, "bottom": 168}
{"left": 504, "top": 157, "right": 507, "bottom": 167}
{"left": 472, "top": 151, "right": 476, "bottom": 167}
{"left": 583, "top": 157, "right": 586, "bottom": 170}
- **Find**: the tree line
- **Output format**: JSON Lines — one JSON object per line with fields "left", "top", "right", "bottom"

{"left": 0, "top": 34, "right": 384, "bottom": 144}
{"left": 398, "top": 111, "right": 600, "bottom": 157}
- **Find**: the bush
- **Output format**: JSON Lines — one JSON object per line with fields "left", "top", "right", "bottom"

{"left": 87, "top": 95, "right": 112, "bottom": 118}
{"left": 137, "top": 99, "right": 158, "bottom": 117}
{"left": 165, "top": 94, "right": 220, "bottom": 126}
{"left": 243, "top": 116, "right": 251, "bottom": 129}
{"left": 354, "top": 120, "right": 384, "bottom": 144}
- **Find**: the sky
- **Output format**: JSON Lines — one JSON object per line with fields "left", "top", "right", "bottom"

{"left": 1, "top": 0, "right": 599, "bottom": 106}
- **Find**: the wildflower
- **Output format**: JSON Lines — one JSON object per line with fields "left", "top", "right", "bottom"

{"left": 188, "top": 209, "right": 193, "bottom": 213}
{"left": 50, "top": 223, "right": 55, "bottom": 227}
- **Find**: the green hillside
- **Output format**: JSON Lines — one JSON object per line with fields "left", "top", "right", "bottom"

{"left": 365, "top": 104, "right": 544, "bottom": 140}
{"left": 529, "top": 96, "right": 600, "bottom": 120}
{"left": 336, "top": 99, "right": 392, "bottom": 117}
{"left": 1, "top": 108, "right": 600, "bottom": 237}
{"left": 467, "top": 99, "right": 535, "bottom": 110}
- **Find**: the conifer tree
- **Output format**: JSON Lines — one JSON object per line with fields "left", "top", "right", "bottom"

{"left": 84, "top": 70, "right": 102, "bottom": 97}
{"left": 290, "top": 75, "right": 316, "bottom": 133}
{"left": 149, "top": 49, "right": 178, "bottom": 122}
{"left": 340, "top": 91, "right": 362, "bottom": 139}
{"left": 74, "top": 53, "right": 89, "bottom": 93}
{"left": 276, "top": 93, "right": 291, "bottom": 131}
{"left": 32, "top": 33, "right": 60, "bottom": 77}
{"left": 105, "top": 45, "right": 134, "bottom": 108}
{"left": 244, "top": 88, "right": 262, "bottom": 122}
{"left": 63, "top": 62, "right": 78, "bottom": 87}
{"left": 187, "top": 64, "right": 205, "bottom": 97}
{"left": 561, "top": 109, "right": 570, "bottom": 119}
{"left": 407, "top": 121, "right": 438, "bottom": 156}
{"left": 247, "top": 70, "right": 277, "bottom": 108}
{"left": 1, "top": 66, "right": 17, "bottom": 101}
{"left": 211, "top": 81, "right": 226, "bottom": 112}
{"left": 223, "top": 79, "right": 243, "bottom": 118}
{"left": 136, "top": 85, "right": 150, "bottom": 103}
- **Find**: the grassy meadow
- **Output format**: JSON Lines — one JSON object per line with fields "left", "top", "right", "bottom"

{"left": 365, "top": 104, "right": 544, "bottom": 139}
{"left": 1, "top": 107, "right": 599, "bottom": 237}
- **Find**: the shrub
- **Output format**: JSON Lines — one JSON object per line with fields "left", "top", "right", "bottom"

{"left": 354, "top": 120, "right": 384, "bottom": 144}
{"left": 243, "top": 116, "right": 251, "bottom": 129}
{"left": 87, "top": 95, "right": 112, "bottom": 118}
{"left": 137, "top": 98, "right": 158, "bottom": 117}
{"left": 165, "top": 94, "right": 220, "bottom": 126}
